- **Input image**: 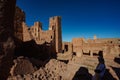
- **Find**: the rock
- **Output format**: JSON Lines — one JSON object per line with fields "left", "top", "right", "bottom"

{"left": 10, "top": 57, "right": 34, "bottom": 76}
{"left": 0, "top": 0, "right": 16, "bottom": 80}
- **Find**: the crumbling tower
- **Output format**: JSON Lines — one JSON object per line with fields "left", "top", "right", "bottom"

{"left": 30, "top": 22, "right": 42, "bottom": 40}
{"left": 14, "top": 6, "right": 25, "bottom": 40}
{"left": 49, "top": 16, "right": 62, "bottom": 53}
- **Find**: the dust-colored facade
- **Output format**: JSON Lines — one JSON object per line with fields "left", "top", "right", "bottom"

{"left": 63, "top": 36, "right": 120, "bottom": 57}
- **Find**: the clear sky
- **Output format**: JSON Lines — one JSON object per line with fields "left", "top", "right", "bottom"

{"left": 17, "top": 0, "right": 120, "bottom": 42}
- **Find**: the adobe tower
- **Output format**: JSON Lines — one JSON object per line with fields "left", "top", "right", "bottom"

{"left": 49, "top": 16, "right": 62, "bottom": 53}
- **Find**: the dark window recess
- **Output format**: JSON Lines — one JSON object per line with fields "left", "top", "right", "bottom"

{"left": 110, "top": 41, "right": 112, "bottom": 43}
{"left": 28, "top": 28, "right": 30, "bottom": 30}
{"left": 65, "top": 45, "right": 68, "bottom": 51}
{"left": 51, "top": 36, "right": 52, "bottom": 39}
{"left": 73, "top": 52, "right": 76, "bottom": 55}
{"left": 52, "top": 26, "right": 54, "bottom": 30}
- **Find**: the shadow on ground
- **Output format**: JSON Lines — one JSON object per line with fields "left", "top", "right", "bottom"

{"left": 103, "top": 69, "right": 116, "bottom": 80}
{"left": 114, "top": 57, "right": 120, "bottom": 64}
{"left": 72, "top": 67, "right": 92, "bottom": 80}
{"left": 110, "top": 66, "right": 120, "bottom": 80}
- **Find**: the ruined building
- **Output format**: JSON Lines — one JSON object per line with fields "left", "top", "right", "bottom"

{"left": 14, "top": 7, "right": 62, "bottom": 56}
{"left": 1, "top": 1, "right": 120, "bottom": 79}
{"left": 62, "top": 36, "right": 120, "bottom": 58}
{"left": 14, "top": 7, "right": 120, "bottom": 59}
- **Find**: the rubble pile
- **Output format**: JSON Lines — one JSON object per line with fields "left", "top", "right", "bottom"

{"left": 8, "top": 59, "right": 67, "bottom": 80}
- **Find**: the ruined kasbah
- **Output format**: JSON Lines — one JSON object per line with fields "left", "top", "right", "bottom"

{"left": 15, "top": 6, "right": 120, "bottom": 58}
{"left": 0, "top": 1, "right": 120, "bottom": 80}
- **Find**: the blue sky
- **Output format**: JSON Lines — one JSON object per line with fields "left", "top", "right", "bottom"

{"left": 17, "top": 0, "right": 120, "bottom": 41}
